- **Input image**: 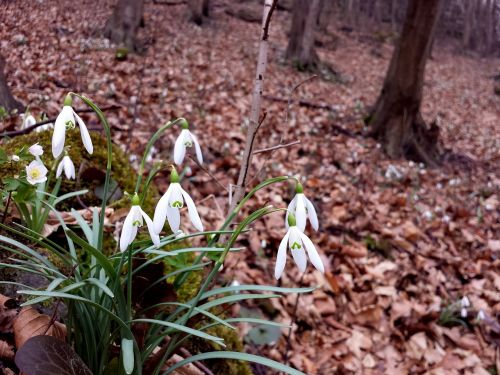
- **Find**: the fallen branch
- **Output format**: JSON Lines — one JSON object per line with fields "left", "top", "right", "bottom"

{"left": 0, "top": 105, "right": 121, "bottom": 138}
{"left": 264, "top": 94, "right": 338, "bottom": 112}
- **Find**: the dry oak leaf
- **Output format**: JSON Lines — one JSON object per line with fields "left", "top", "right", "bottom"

{"left": 13, "top": 307, "right": 66, "bottom": 349}
{"left": 345, "top": 330, "right": 372, "bottom": 359}
{"left": 0, "top": 294, "right": 18, "bottom": 334}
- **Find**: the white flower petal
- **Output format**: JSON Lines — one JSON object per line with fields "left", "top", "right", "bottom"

{"left": 166, "top": 205, "right": 181, "bottom": 233}
{"left": 153, "top": 189, "right": 171, "bottom": 234}
{"left": 304, "top": 196, "right": 319, "bottom": 231}
{"left": 295, "top": 194, "right": 307, "bottom": 231}
{"left": 28, "top": 143, "right": 43, "bottom": 157}
{"left": 181, "top": 188, "right": 203, "bottom": 231}
{"left": 285, "top": 195, "right": 298, "bottom": 230}
{"left": 26, "top": 160, "right": 48, "bottom": 185}
{"left": 299, "top": 231, "right": 324, "bottom": 273}
{"left": 173, "top": 129, "right": 188, "bottom": 165}
{"left": 120, "top": 208, "right": 136, "bottom": 252}
{"left": 64, "top": 156, "right": 76, "bottom": 179}
{"left": 52, "top": 106, "right": 72, "bottom": 158}
{"left": 190, "top": 131, "right": 203, "bottom": 164}
{"left": 275, "top": 231, "right": 290, "bottom": 280}
{"left": 74, "top": 110, "right": 93, "bottom": 155}
{"left": 168, "top": 183, "right": 184, "bottom": 208}
{"left": 291, "top": 248, "right": 307, "bottom": 273}
{"left": 56, "top": 159, "right": 64, "bottom": 178}
{"left": 140, "top": 208, "right": 160, "bottom": 247}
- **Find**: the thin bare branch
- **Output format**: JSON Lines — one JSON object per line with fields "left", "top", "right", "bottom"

{"left": 252, "top": 140, "right": 301, "bottom": 155}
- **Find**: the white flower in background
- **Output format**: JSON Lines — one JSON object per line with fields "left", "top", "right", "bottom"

{"left": 120, "top": 194, "right": 160, "bottom": 252}
{"left": 28, "top": 143, "right": 43, "bottom": 157}
{"left": 153, "top": 167, "right": 203, "bottom": 234}
{"left": 275, "top": 213, "right": 324, "bottom": 280}
{"left": 173, "top": 119, "right": 203, "bottom": 165}
{"left": 286, "top": 183, "right": 318, "bottom": 232}
{"left": 25, "top": 160, "right": 48, "bottom": 185}
{"left": 56, "top": 156, "right": 76, "bottom": 180}
{"left": 460, "top": 296, "right": 470, "bottom": 318}
{"left": 36, "top": 121, "right": 54, "bottom": 133}
{"left": 11, "top": 155, "right": 20, "bottom": 162}
{"left": 52, "top": 94, "right": 93, "bottom": 158}
{"left": 477, "top": 309, "right": 486, "bottom": 321}
{"left": 20, "top": 113, "right": 36, "bottom": 130}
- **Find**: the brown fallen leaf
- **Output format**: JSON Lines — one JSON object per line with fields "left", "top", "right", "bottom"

{"left": 0, "top": 340, "right": 14, "bottom": 361}
{"left": 0, "top": 294, "right": 18, "bottom": 334}
{"left": 13, "top": 307, "right": 66, "bottom": 349}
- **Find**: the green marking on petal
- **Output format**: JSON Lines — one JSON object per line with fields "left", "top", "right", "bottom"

{"left": 184, "top": 141, "right": 193, "bottom": 147}
{"left": 291, "top": 242, "right": 301, "bottom": 250}
{"left": 65, "top": 120, "right": 75, "bottom": 129}
{"left": 171, "top": 201, "right": 183, "bottom": 208}
{"left": 132, "top": 220, "right": 142, "bottom": 226}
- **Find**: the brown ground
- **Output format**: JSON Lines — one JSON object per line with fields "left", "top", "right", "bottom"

{"left": 1, "top": 0, "right": 499, "bottom": 374}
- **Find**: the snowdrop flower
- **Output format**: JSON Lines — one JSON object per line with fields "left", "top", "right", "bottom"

{"left": 56, "top": 155, "right": 76, "bottom": 180}
{"left": 477, "top": 309, "right": 486, "bottom": 321}
{"left": 21, "top": 113, "right": 36, "bottom": 130}
{"left": 153, "top": 167, "right": 203, "bottom": 234}
{"left": 52, "top": 94, "right": 93, "bottom": 158}
{"left": 119, "top": 194, "right": 160, "bottom": 252}
{"left": 28, "top": 143, "right": 43, "bottom": 157}
{"left": 275, "top": 213, "right": 324, "bottom": 280}
{"left": 460, "top": 296, "right": 470, "bottom": 318}
{"left": 11, "top": 155, "right": 20, "bottom": 162}
{"left": 286, "top": 183, "right": 318, "bottom": 232}
{"left": 25, "top": 160, "right": 48, "bottom": 185}
{"left": 173, "top": 119, "right": 203, "bottom": 165}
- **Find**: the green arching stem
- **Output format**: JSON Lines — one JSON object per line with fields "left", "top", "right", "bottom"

{"left": 134, "top": 118, "right": 184, "bottom": 194}
{"left": 71, "top": 93, "right": 112, "bottom": 252}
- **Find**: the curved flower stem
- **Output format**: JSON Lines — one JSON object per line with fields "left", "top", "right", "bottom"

{"left": 134, "top": 118, "right": 183, "bottom": 195}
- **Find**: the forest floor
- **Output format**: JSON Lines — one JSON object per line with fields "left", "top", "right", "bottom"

{"left": 1, "top": 0, "right": 500, "bottom": 374}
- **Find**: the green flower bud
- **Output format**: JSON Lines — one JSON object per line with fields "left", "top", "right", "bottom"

{"left": 63, "top": 94, "right": 73, "bottom": 107}
{"left": 170, "top": 165, "right": 180, "bottom": 183}
{"left": 287, "top": 212, "right": 297, "bottom": 227}
{"left": 131, "top": 193, "right": 140, "bottom": 206}
{"left": 295, "top": 182, "right": 303, "bottom": 194}
{"left": 179, "top": 118, "right": 189, "bottom": 129}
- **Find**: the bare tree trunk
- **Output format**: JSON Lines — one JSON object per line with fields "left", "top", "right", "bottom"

{"left": 0, "top": 55, "right": 23, "bottom": 113}
{"left": 369, "top": 0, "right": 443, "bottom": 165}
{"left": 484, "top": 0, "right": 494, "bottom": 55}
{"left": 391, "top": 0, "right": 397, "bottom": 31}
{"left": 286, "top": 0, "right": 321, "bottom": 70}
{"left": 318, "top": 0, "right": 334, "bottom": 32}
{"left": 188, "top": 0, "right": 210, "bottom": 25}
{"left": 104, "top": 0, "right": 144, "bottom": 52}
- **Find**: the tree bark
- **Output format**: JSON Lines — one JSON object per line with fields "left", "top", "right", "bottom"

{"left": 318, "top": 0, "right": 335, "bottom": 32}
{"left": 369, "top": 0, "right": 443, "bottom": 165}
{"left": 0, "top": 55, "right": 23, "bottom": 113}
{"left": 483, "top": 0, "right": 494, "bottom": 55}
{"left": 104, "top": 0, "right": 144, "bottom": 52}
{"left": 286, "top": 0, "right": 321, "bottom": 70}
{"left": 187, "top": 0, "right": 209, "bottom": 25}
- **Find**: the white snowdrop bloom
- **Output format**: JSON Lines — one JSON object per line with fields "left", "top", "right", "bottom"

{"left": 11, "top": 155, "right": 20, "bottom": 162}
{"left": 275, "top": 214, "right": 324, "bottom": 280}
{"left": 120, "top": 195, "right": 160, "bottom": 252}
{"left": 173, "top": 121, "right": 203, "bottom": 165}
{"left": 286, "top": 183, "right": 318, "bottom": 232}
{"left": 35, "top": 121, "right": 54, "bottom": 133}
{"left": 28, "top": 143, "right": 43, "bottom": 157}
{"left": 153, "top": 168, "right": 203, "bottom": 234}
{"left": 461, "top": 296, "right": 470, "bottom": 308}
{"left": 56, "top": 156, "right": 76, "bottom": 180}
{"left": 477, "top": 309, "right": 486, "bottom": 321}
{"left": 25, "top": 160, "right": 48, "bottom": 185}
{"left": 21, "top": 114, "right": 36, "bottom": 130}
{"left": 52, "top": 95, "right": 93, "bottom": 158}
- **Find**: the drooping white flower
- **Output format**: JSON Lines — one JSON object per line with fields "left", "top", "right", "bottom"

{"left": 286, "top": 183, "right": 318, "bottom": 232}
{"left": 11, "top": 155, "right": 20, "bottom": 162}
{"left": 460, "top": 296, "right": 470, "bottom": 318}
{"left": 173, "top": 121, "right": 203, "bottom": 165}
{"left": 275, "top": 214, "right": 324, "bottom": 280}
{"left": 477, "top": 309, "right": 486, "bottom": 321}
{"left": 25, "top": 160, "right": 48, "bottom": 185}
{"left": 153, "top": 167, "right": 203, "bottom": 234}
{"left": 21, "top": 114, "right": 36, "bottom": 130}
{"left": 52, "top": 95, "right": 93, "bottom": 158}
{"left": 28, "top": 143, "right": 43, "bottom": 157}
{"left": 56, "top": 156, "right": 76, "bottom": 180}
{"left": 120, "top": 195, "right": 160, "bottom": 252}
